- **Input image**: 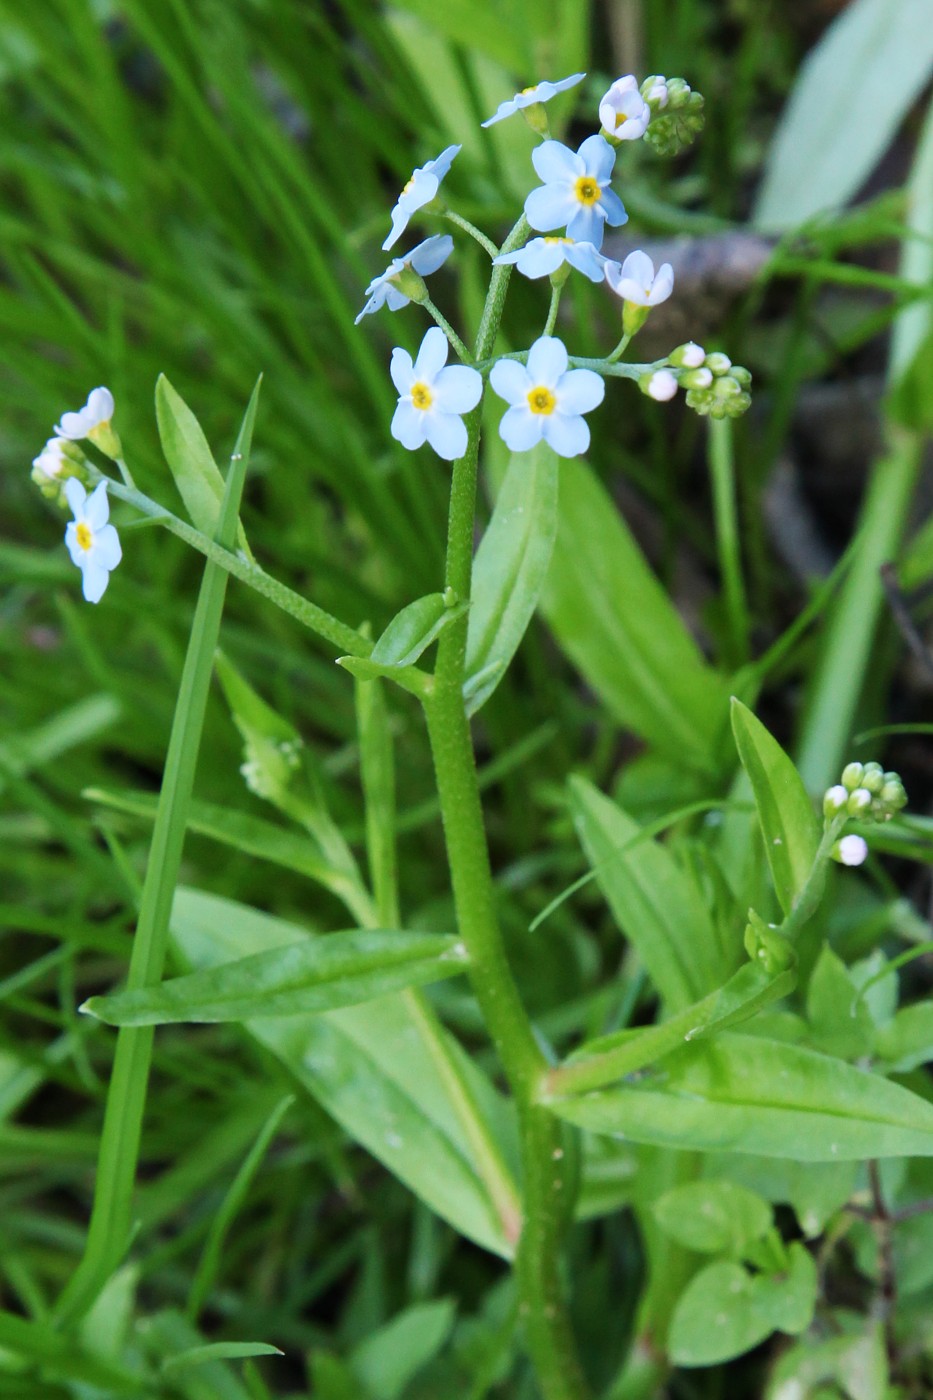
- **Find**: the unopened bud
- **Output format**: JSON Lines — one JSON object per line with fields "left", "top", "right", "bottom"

{"left": 832, "top": 835, "right": 869, "bottom": 867}
{"left": 705, "top": 352, "right": 733, "bottom": 376}
{"left": 823, "top": 785, "right": 848, "bottom": 819}
{"left": 847, "top": 788, "right": 873, "bottom": 818}
{"left": 860, "top": 762, "right": 884, "bottom": 794}
{"left": 841, "top": 763, "right": 864, "bottom": 792}
{"left": 640, "top": 75, "right": 669, "bottom": 110}
{"left": 880, "top": 779, "right": 907, "bottom": 814}
{"left": 641, "top": 369, "right": 678, "bottom": 402}
{"left": 679, "top": 366, "right": 713, "bottom": 390}
{"left": 670, "top": 341, "right": 706, "bottom": 369}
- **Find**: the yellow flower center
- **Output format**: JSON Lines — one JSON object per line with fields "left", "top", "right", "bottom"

{"left": 411, "top": 381, "right": 433, "bottom": 411}
{"left": 527, "top": 386, "right": 556, "bottom": 416}
{"left": 544, "top": 236, "right": 572, "bottom": 245}
{"left": 574, "top": 176, "right": 600, "bottom": 206}
{"left": 615, "top": 111, "right": 631, "bottom": 128}
{"left": 403, "top": 177, "right": 415, "bottom": 194}
{"left": 75, "top": 522, "right": 93, "bottom": 552}
{"left": 520, "top": 85, "right": 537, "bottom": 96}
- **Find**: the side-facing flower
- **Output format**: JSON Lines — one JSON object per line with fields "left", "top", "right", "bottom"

{"left": 605, "top": 250, "right": 674, "bottom": 307}
{"left": 493, "top": 236, "right": 605, "bottom": 283}
{"left": 31, "top": 436, "right": 85, "bottom": 501}
{"left": 64, "top": 478, "right": 122, "bottom": 603}
{"left": 55, "top": 386, "right": 120, "bottom": 458}
{"left": 481, "top": 73, "right": 585, "bottom": 128}
{"left": 390, "top": 326, "right": 482, "bottom": 461}
{"left": 599, "top": 76, "right": 650, "bottom": 141}
{"left": 383, "top": 146, "right": 461, "bottom": 252}
{"left": 489, "top": 335, "right": 604, "bottom": 458}
{"left": 355, "top": 235, "right": 454, "bottom": 324}
{"left": 524, "top": 136, "right": 626, "bottom": 250}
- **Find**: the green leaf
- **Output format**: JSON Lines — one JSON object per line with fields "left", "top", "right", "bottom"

{"left": 730, "top": 699, "right": 820, "bottom": 917}
{"left": 155, "top": 374, "right": 250, "bottom": 556}
{"left": 541, "top": 458, "right": 730, "bottom": 775}
{"left": 875, "top": 1000, "right": 933, "bottom": 1072}
{"left": 371, "top": 593, "right": 465, "bottom": 668}
{"left": 163, "top": 1342, "right": 283, "bottom": 1373}
{"left": 465, "top": 441, "right": 559, "bottom": 714}
{"left": 669, "top": 1243, "right": 816, "bottom": 1367}
{"left": 82, "top": 929, "right": 467, "bottom": 1025}
{"left": 350, "top": 1298, "right": 456, "bottom": 1400}
{"left": 568, "top": 775, "right": 728, "bottom": 1011}
{"left": 388, "top": 0, "right": 531, "bottom": 71}
{"left": 806, "top": 946, "right": 874, "bottom": 1060}
{"left": 169, "top": 889, "right": 520, "bottom": 1258}
{"left": 550, "top": 1031, "right": 933, "bottom": 1160}
{"left": 653, "top": 1180, "right": 772, "bottom": 1257}
{"left": 753, "top": 0, "right": 933, "bottom": 231}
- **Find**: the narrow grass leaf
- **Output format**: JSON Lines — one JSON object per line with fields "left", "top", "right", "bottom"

{"left": 162, "top": 1343, "right": 283, "bottom": 1373}
{"left": 350, "top": 1298, "right": 456, "bottom": 1400}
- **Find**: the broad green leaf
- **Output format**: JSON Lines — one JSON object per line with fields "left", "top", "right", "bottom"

{"left": 465, "top": 441, "right": 558, "bottom": 715}
{"left": 541, "top": 458, "right": 730, "bottom": 774}
{"left": 350, "top": 1298, "right": 456, "bottom": 1400}
{"left": 874, "top": 1001, "right": 933, "bottom": 1072}
{"left": 568, "top": 775, "right": 727, "bottom": 1011}
{"left": 806, "top": 946, "right": 874, "bottom": 1060}
{"left": 371, "top": 593, "right": 465, "bottom": 668}
{"left": 730, "top": 699, "right": 820, "bottom": 917}
{"left": 653, "top": 1180, "right": 772, "bottom": 1257}
{"left": 170, "top": 889, "right": 520, "bottom": 1258}
{"left": 550, "top": 1031, "right": 933, "bottom": 1160}
{"left": 669, "top": 1244, "right": 816, "bottom": 1366}
{"left": 83, "top": 929, "right": 467, "bottom": 1025}
{"left": 155, "top": 374, "right": 250, "bottom": 555}
{"left": 163, "top": 1342, "right": 283, "bottom": 1373}
{"left": 754, "top": 0, "right": 933, "bottom": 231}
{"left": 704, "top": 1153, "right": 857, "bottom": 1239}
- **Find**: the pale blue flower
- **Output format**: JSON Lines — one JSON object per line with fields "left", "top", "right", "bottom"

{"left": 56, "top": 386, "right": 114, "bottom": 441}
{"left": 599, "top": 75, "right": 650, "bottom": 140}
{"left": 383, "top": 146, "right": 461, "bottom": 252}
{"left": 64, "top": 478, "right": 122, "bottom": 603}
{"left": 493, "top": 236, "right": 606, "bottom": 283}
{"left": 355, "top": 235, "right": 454, "bottom": 324}
{"left": 390, "top": 326, "right": 482, "bottom": 461}
{"left": 524, "top": 136, "right": 627, "bottom": 250}
{"left": 604, "top": 250, "right": 674, "bottom": 306}
{"left": 489, "top": 336, "right": 604, "bottom": 458}
{"left": 481, "top": 73, "right": 585, "bottom": 128}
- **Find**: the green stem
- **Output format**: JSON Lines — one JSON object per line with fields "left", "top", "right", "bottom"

{"left": 605, "top": 332, "right": 632, "bottom": 364}
{"left": 543, "top": 283, "right": 563, "bottom": 337}
{"left": 708, "top": 416, "right": 750, "bottom": 666}
{"left": 56, "top": 409, "right": 256, "bottom": 1326}
{"left": 421, "top": 296, "right": 474, "bottom": 363}
{"left": 443, "top": 209, "right": 500, "bottom": 259}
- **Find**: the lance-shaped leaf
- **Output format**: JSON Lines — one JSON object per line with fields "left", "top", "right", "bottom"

{"left": 156, "top": 375, "right": 251, "bottom": 557}
{"left": 464, "top": 440, "right": 558, "bottom": 715}
{"left": 371, "top": 593, "right": 466, "bottom": 668}
{"left": 550, "top": 1031, "right": 933, "bottom": 1160}
{"left": 82, "top": 929, "right": 467, "bottom": 1025}
{"left": 731, "top": 699, "right": 820, "bottom": 917}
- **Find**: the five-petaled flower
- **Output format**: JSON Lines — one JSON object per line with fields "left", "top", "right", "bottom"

{"left": 489, "top": 335, "right": 604, "bottom": 458}
{"left": 56, "top": 387, "right": 119, "bottom": 456}
{"left": 599, "top": 76, "right": 650, "bottom": 140}
{"left": 355, "top": 235, "right": 454, "bottom": 324}
{"left": 383, "top": 146, "right": 461, "bottom": 252}
{"left": 605, "top": 250, "right": 674, "bottom": 307}
{"left": 390, "top": 327, "right": 482, "bottom": 461}
{"left": 481, "top": 73, "right": 585, "bottom": 128}
{"left": 64, "top": 478, "right": 122, "bottom": 603}
{"left": 524, "top": 136, "right": 626, "bottom": 251}
{"left": 494, "top": 236, "right": 605, "bottom": 283}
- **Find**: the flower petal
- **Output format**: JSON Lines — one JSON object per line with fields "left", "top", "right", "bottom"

{"left": 384, "top": 285, "right": 410, "bottom": 312}
{"left": 600, "top": 188, "right": 628, "bottom": 228}
{"left": 81, "top": 561, "right": 110, "bottom": 604}
{"left": 389, "top": 347, "right": 415, "bottom": 396}
{"left": 579, "top": 133, "right": 615, "bottom": 181}
{"left": 391, "top": 400, "right": 428, "bottom": 451}
{"left": 433, "top": 364, "right": 483, "bottom": 415}
{"left": 93, "top": 523, "right": 122, "bottom": 570}
{"left": 87, "top": 387, "right": 114, "bottom": 424}
{"left": 64, "top": 522, "right": 85, "bottom": 567}
{"left": 564, "top": 241, "right": 606, "bottom": 282}
{"left": 498, "top": 404, "right": 543, "bottom": 452}
{"left": 620, "top": 250, "right": 655, "bottom": 285}
{"left": 531, "top": 139, "right": 581, "bottom": 184}
{"left": 513, "top": 239, "right": 566, "bottom": 279}
{"left": 409, "top": 234, "right": 454, "bottom": 276}
{"left": 525, "top": 184, "right": 577, "bottom": 233}
{"left": 489, "top": 358, "right": 531, "bottom": 405}
{"left": 544, "top": 411, "right": 590, "bottom": 458}
{"left": 425, "top": 411, "right": 468, "bottom": 461}
{"left": 56, "top": 410, "right": 89, "bottom": 440}
{"left": 565, "top": 204, "right": 606, "bottom": 247}
{"left": 526, "top": 335, "right": 568, "bottom": 388}
{"left": 650, "top": 262, "right": 675, "bottom": 304}
{"left": 64, "top": 477, "right": 87, "bottom": 515}
{"left": 428, "top": 145, "right": 461, "bottom": 182}
{"left": 413, "top": 326, "right": 449, "bottom": 381}
{"left": 557, "top": 368, "right": 605, "bottom": 415}
{"left": 84, "top": 482, "right": 110, "bottom": 532}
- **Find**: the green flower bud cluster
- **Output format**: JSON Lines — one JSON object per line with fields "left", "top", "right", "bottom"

{"left": 31, "top": 438, "right": 88, "bottom": 504}
{"left": 823, "top": 761, "right": 907, "bottom": 824}
{"left": 643, "top": 77, "right": 705, "bottom": 157}
{"left": 656, "top": 344, "right": 752, "bottom": 418}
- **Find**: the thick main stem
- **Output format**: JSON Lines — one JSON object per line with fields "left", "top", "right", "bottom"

{"left": 422, "top": 215, "right": 589, "bottom": 1399}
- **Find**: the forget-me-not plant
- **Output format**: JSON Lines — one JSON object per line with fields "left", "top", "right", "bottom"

{"left": 383, "top": 145, "right": 461, "bottom": 251}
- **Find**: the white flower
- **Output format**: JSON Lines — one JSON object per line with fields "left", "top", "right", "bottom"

{"left": 390, "top": 326, "right": 482, "bottom": 461}
{"left": 605, "top": 250, "right": 674, "bottom": 306}
{"left": 383, "top": 146, "right": 461, "bottom": 252}
{"left": 643, "top": 75, "right": 669, "bottom": 107}
{"left": 524, "top": 135, "right": 627, "bottom": 251}
{"left": 32, "top": 437, "right": 69, "bottom": 479}
{"left": 644, "top": 370, "right": 678, "bottom": 402}
{"left": 493, "top": 236, "right": 605, "bottom": 283}
{"left": 64, "top": 478, "right": 122, "bottom": 604}
{"left": 835, "top": 835, "right": 869, "bottom": 867}
{"left": 481, "top": 73, "right": 585, "bottom": 128}
{"left": 55, "top": 387, "right": 115, "bottom": 442}
{"left": 599, "top": 76, "right": 650, "bottom": 140}
{"left": 489, "top": 335, "right": 604, "bottom": 458}
{"left": 355, "top": 235, "right": 454, "bottom": 324}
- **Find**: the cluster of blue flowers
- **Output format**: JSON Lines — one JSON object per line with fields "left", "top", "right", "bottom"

{"left": 357, "top": 69, "right": 737, "bottom": 462}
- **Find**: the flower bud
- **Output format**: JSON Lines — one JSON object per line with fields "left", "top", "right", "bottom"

{"left": 640, "top": 75, "right": 669, "bottom": 110}
{"left": 846, "top": 787, "right": 873, "bottom": 818}
{"left": 832, "top": 835, "right": 869, "bottom": 867}
{"left": 669, "top": 341, "right": 706, "bottom": 369}
{"left": 679, "top": 366, "right": 713, "bottom": 390}
{"left": 731, "top": 366, "right": 752, "bottom": 387}
{"left": 704, "top": 352, "right": 732, "bottom": 376}
{"left": 841, "top": 762, "right": 864, "bottom": 791}
{"left": 640, "top": 369, "right": 678, "bottom": 402}
{"left": 879, "top": 778, "right": 907, "bottom": 814}
{"left": 643, "top": 81, "right": 705, "bottom": 156}
{"left": 860, "top": 761, "right": 884, "bottom": 794}
{"left": 31, "top": 437, "right": 88, "bottom": 503}
{"left": 823, "top": 785, "right": 848, "bottom": 819}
